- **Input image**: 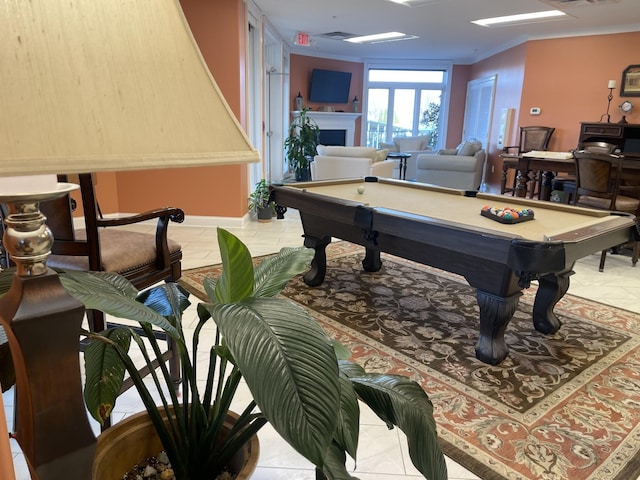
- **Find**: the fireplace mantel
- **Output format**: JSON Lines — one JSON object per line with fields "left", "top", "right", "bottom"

{"left": 293, "top": 111, "right": 361, "bottom": 146}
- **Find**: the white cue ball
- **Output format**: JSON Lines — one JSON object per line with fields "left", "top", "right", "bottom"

{"left": 357, "top": 186, "right": 365, "bottom": 194}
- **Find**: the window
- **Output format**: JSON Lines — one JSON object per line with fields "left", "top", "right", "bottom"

{"left": 363, "top": 65, "right": 449, "bottom": 149}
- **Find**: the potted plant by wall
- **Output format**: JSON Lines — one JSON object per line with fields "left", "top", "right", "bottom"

{"left": 248, "top": 179, "right": 273, "bottom": 222}
{"left": 60, "top": 228, "right": 448, "bottom": 480}
{"left": 284, "top": 107, "right": 320, "bottom": 181}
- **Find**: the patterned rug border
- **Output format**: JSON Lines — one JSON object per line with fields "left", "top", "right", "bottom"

{"left": 179, "top": 242, "right": 640, "bottom": 480}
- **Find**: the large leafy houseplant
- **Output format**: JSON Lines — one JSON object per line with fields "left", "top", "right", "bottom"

{"left": 284, "top": 108, "right": 320, "bottom": 181}
{"left": 60, "top": 228, "right": 447, "bottom": 480}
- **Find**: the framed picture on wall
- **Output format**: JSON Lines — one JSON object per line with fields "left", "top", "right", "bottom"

{"left": 620, "top": 65, "right": 640, "bottom": 97}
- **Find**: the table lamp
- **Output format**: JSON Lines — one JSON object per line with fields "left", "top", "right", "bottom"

{"left": 0, "top": 1, "right": 258, "bottom": 479}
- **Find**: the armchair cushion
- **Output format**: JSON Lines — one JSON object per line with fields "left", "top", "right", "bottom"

{"left": 316, "top": 145, "right": 376, "bottom": 158}
{"left": 457, "top": 140, "right": 483, "bottom": 156}
{"left": 394, "top": 134, "right": 430, "bottom": 151}
{"left": 312, "top": 145, "right": 395, "bottom": 180}
{"left": 311, "top": 156, "right": 395, "bottom": 180}
{"left": 373, "top": 149, "right": 389, "bottom": 162}
{"left": 415, "top": 147, "right": 487, "bottom": 190}
{"left": 48, "top": 229, "right": 182, "bottom": 274}
{"left": 437, "top": 148, "right": 458, "bottom": 155}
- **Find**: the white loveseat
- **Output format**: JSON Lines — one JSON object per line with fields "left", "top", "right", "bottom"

{"left": 311, "top": 145, "right": 395, "bottom": 180}
{"left": 415, "top": 140, "right": 486, "bottom": 190}
{"left": 379, "top": 134, "right": 433, "bottom": 180}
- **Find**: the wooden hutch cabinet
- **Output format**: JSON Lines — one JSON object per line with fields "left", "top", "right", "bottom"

{"left": 578, "top": 122, "right": 640, "bottom": 156}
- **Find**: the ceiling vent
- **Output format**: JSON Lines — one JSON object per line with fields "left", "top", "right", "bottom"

{"left": 540, "top": 0, "right": 620, "bottom": 7}
{"left": 315, "top": 31, "right": 358, "bottom": 41}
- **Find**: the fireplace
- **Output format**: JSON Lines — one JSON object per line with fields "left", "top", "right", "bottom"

{"left": 293, "top": 111, "right": 361, "bottom": 146}
{"left": 318, "top": 129, "right": 346, "bottom": 146}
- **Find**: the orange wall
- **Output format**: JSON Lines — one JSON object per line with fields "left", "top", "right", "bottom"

{"left": 521, "top": 32, "right": 640, "bottom": 148}
{"left": 470, "top": 43, "right": 527, "bottom": 186}
{"left": 99, "top": 24, "right": 640, "bottom": 215}
{"left": 96, "top": 0, "right": 250, "bottom": 218}
{"left": 446, "top": 64, "right": 472, "bottom": 148}
{"left": 469, "top": 32, "right": 640, "bottom": 187}
{"left": 290, "top": 55, "right": 364, "bottom": 144}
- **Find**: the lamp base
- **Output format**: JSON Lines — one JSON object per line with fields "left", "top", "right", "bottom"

{"left": 0, "top": 182, "right": 95, "bottom": 480}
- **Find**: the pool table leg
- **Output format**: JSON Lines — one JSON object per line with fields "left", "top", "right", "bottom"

{"left": 302, "top": 235, "right": 331, "bottom": 286}
{"left": 362, "top": 246, "right": 382, "bottom": 272}
{"left": 531, "top": 271, "right": 570, "bottom": 334}
{"left": 475, "top": 290, "right": 521, "bottom": 365}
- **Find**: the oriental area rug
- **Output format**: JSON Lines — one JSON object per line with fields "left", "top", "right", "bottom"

{"left": 179, "top": 242, "right": 640, "bottom": 480}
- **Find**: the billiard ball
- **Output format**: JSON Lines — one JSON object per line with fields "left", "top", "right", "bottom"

{"left": 357, "top": 186, "right": 365, "bottom": 194}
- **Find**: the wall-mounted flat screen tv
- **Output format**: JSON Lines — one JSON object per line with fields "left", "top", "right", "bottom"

{"left": 309, "top": 69, "right": 352, "bottom": 103}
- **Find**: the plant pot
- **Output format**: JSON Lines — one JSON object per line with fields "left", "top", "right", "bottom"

{"left": 295, "top": 166, "right": 311, "bottom": 182}
{"left": 256, "top": 205, "right": 272, "bottom": 222}
{"left": 93, "top": 409, "right": 259, "bottom": 480}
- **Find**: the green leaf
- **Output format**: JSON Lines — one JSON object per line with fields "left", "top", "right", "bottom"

{"left": 334, "top": 372, "right": 360, "bottom": 460}
{"left": 60, "top": 271, "right": 180, "bottom": 339}
{"left": 332, "top": 339, "right": 352, "bottom": 361}
{"left": 252, "top": 246, "right": 314, "bottom": 298}
{"left": 83, "top": 328, "right": 132, "bottom": 424}
{"left": 0, "top": 269, "right": 15, "bottom": 296}
{"left": 214, "top": 228, "right": 254, "bottom": 304}
{"left": 341, "top": 364, "right": 448, "bottom": 480}
{"left": 202, "top": 276, "right": 218, "bottom": 302}
{"left": 204, "top": 297, "right": 340, "bottom": 468}
{"left": 321, "top": 441, "right": 360, "bottom": 480}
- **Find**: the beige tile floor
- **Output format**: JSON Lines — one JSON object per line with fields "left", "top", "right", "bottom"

{"left": 5, "top": 209, "right": 640, "bottom": 479}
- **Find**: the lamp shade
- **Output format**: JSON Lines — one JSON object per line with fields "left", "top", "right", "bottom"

{"left": 0, "top": 0, "right": 260, "bottom": 177}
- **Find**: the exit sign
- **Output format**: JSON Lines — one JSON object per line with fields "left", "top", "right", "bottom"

{"left": 295, "top": 32, "right": 310, "bottom": 46}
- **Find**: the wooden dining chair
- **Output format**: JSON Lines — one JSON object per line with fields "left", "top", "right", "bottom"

{"left": 501, "top": 126, "right": 555, "bottom": 197}
{"left": 41, "top": 173, "right": 185, "bottom": 399}
{"left": 573, "top": 151, "right": 640, "bottom": 271}
{"left": 553, "top": 142, "right": 619, "bottom": 204}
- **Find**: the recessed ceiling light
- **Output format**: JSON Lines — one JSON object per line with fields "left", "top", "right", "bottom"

{"left": 471, "top": 9, "right": 568, "bottom": 27}
{"left": 345, "top": 31, "right": 418, "bottom": 44}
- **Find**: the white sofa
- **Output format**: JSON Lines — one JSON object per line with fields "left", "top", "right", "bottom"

{"left": 415, "top": 140, "right": 486, "bottom": 190}
{"left": 311, "top": 145, "right": 395, "bottom": 180}
{"left": 379, "top": 134, "right": 433, "bottom": 180}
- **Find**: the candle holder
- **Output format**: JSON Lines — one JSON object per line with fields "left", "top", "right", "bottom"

{"left": 600, "top": 87, "right": 615, "bottom": 123}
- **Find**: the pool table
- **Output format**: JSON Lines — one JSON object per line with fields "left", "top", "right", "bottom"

{"left": 271, "top": 177, "right": 639, "bottom": 365}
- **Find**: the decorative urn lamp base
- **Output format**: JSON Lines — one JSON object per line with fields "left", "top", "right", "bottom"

{"left": 0, "top": 175, "right": 96, "bottom": 480}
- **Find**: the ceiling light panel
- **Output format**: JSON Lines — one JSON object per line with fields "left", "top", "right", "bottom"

{"left": 471, "top": 9, "right": 570, "bottom": 27}
{"left": 387, "top": 0, "right": 441, "bottom": 6}
{"left": 345, "top": 32, "right": 418, "bottom": 44}
{"left": 540, "top": 0, "right": 620, "bottom": 7}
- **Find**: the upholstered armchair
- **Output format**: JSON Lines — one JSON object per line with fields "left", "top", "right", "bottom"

{"left": 415, "top": 140, "right": 486, "bottom": 190}
{"left": 379, "top": 134, "right": 433, "bottom": 180}
{"left": 311, "top": 145, "right": 395, "bottom": 180}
